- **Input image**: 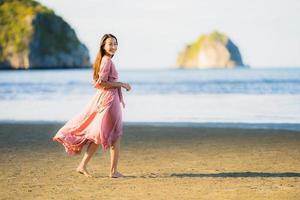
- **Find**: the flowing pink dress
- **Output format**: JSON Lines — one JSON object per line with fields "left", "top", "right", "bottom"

{"left": 53, "top": 56, "right": 124, "bottom": 155}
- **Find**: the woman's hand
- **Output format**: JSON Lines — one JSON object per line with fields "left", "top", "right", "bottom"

{"left": 122, "top": 83, "right": 131, "bottom": 91}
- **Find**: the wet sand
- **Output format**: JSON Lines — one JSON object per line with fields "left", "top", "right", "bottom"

{"left": 0, "top": 122, "right": 300, "bottom": 199}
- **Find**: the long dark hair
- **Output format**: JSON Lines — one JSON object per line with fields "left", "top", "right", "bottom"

{"left": 93, "top": 34, "right": 118, "bottom": 81}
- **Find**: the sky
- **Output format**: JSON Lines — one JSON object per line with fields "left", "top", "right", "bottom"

{"left": 38, "top": 0, "right": 300, "bottom": 69}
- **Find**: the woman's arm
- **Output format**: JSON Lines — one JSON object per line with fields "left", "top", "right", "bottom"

{"left": 98, "top": 81, "right": 123, "bottom": 89}
{"left": 98, "top": 81, "right": 131, "bottom": 91}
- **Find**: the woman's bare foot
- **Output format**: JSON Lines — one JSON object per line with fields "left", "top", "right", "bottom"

{"left": 76, "top": 166, "right": 92, "bottom": 177}
{"left": 109, "top": 171, "right": 124, "bottom": 178}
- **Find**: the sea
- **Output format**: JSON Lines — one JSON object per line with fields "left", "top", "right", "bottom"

{"left": 1, "top": 67, "right": 300, "bottom": 130}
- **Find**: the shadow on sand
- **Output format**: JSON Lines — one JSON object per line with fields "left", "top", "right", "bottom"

{"left": 170, "top": 172, "right": 300, "bottom": 178}
{"left": 91, "top": 172, "right": 300, "bottom": 179}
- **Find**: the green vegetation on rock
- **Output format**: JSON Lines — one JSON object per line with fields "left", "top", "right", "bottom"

{"left": 208, "top": 31, "right": 227, "bottom": 44}
{"left": 0, "top": 0, "right": 52, "bottom": 60}
{"left": 184, "top": 35, "right": 205, "bottom": 61}
{"left": 0, "top": 0, "right": 90, "bottom": 69}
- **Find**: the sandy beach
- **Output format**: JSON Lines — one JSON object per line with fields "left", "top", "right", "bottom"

{"left": 0, "top": 122, "right": 299, "bottom": 199}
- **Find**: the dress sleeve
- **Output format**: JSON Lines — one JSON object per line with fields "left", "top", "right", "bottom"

{"left": 97, "top": 58, "right": 111, "bottom": 83}
{"left": 93, "top": 58, "right": 111, "bottom": 88}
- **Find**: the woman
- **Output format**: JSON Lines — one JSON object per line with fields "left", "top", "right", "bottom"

{"left": 53, "top": 34, "right": 131, "bottom": 178}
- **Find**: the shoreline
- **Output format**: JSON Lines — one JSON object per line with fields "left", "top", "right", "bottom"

{"left": 1, "top": 120, "right": 300, "bottom": 131}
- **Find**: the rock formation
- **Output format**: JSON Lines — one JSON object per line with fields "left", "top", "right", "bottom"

{"left": 0, "top": 0, "right": 90, "bottom": 69}
{"left": 176, "top": 31, "right": 245, "bottom": 68}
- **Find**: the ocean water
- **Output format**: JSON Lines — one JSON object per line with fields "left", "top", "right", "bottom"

{"left": 1, "top": 67, "right": 300, "bottom": 128}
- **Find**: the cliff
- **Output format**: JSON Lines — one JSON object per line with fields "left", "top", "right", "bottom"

{"left": 176, "top": 31, "right": 245, "bottom": 68}
{"left": 0, "top": 0, "right": 90, "bottom": 69}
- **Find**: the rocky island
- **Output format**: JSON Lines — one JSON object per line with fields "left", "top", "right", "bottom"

{"left": 176, "top": 31, "right": 245, "bottom": 69}
{"left": 0, "top": 0, "right": 90, "bottom": 69}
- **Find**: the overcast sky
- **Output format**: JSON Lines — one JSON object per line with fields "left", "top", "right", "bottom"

{"left": 38, "top": 0, "right": 300, "bottom": 69}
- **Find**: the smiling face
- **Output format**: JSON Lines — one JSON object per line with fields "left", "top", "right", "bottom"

{"left": 103, "top": 37, "right": 118, "bottom": 57}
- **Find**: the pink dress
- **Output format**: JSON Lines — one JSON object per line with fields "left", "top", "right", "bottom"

{"left": 53, "top": 56, "right": 124, "bottom": 155}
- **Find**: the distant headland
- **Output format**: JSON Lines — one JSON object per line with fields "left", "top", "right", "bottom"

{"left": 0, "top": 0, "right": 90, "bottom": 69}
{"left": 176, "top": 31, "right": 246, "bottom": 69}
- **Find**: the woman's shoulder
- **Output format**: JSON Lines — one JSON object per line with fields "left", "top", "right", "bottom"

{"left": 101, "top": 56, "right": 112, "bottom": 67}
{"left": 102, "top": 55, "right": 112, "bottom": 62}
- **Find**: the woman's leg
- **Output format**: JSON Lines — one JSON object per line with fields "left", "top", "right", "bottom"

{"left": 77, "top": 142, "right": 99, "bottom": 177}
{"left": 110, "top": 137, "right": 123, "bottom": 178}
